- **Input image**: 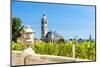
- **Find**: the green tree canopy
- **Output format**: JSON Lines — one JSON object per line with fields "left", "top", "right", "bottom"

{"left": 12, "top": 17, "right": 24, "bottom": 43}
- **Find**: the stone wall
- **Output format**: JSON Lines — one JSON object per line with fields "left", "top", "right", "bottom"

{"left": 12, "top": 51, "right": 90, "bottom": 66}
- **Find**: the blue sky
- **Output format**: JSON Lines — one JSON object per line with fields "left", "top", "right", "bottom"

{"left": 12, "top": 0, "right": 96, "bottom": 39}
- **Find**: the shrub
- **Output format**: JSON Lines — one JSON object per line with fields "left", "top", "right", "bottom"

{"left": 34, "top": 42, "right": 58, "bottom": 55}
{"left": 12, "top": 42, "right": 25, "bottom": 51}
{"left": 75, "top": 41, "right": 96, "bottom": 60}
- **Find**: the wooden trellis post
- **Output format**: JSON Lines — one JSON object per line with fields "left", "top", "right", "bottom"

{"left": 72, "top": 44, "right": 75, "bottom": 58}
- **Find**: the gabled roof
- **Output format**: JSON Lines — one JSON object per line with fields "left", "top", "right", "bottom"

{"left": 45, "top": 31, "right": 64, "bottom": 39}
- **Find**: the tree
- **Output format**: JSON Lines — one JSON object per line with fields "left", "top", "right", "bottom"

{"left": 12, "top": 17, "right": 24, "bottom": 43}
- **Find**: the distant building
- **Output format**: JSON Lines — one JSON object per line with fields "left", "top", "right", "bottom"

{"left": 44, "top": 31, "right": 64, "bottom": 42}
{"left": 41, "top": 13, "right": 64, "bottom": 42}
{"left": 34, "top": 38, "right": 43, "bottom": 43}
{"left": 77, "top": 38, "right": 84, "bottom": 42}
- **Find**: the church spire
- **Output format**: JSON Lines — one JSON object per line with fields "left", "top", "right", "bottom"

{"left": 43, "top": 12, "right": 45, "bottom": 16}
{"left": 42, "top": 12, "right": 47, "bottom": 20}
{"left": 89, "top": 34, "right": 92, "bottom": 41}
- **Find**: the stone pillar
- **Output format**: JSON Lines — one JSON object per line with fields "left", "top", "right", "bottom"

{"left": 21, "top": 25, "right": 35, "bottom": 65}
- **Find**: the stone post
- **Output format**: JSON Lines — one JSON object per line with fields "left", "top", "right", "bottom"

{"left": 21, "top": 25, "right": 35, "bottom": 65}
{"left": 72, "top": 44, "right": 75, "bottom": 59}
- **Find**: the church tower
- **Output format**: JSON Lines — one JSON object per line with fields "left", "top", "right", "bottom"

{"left": 41, "top": 13, "right": 48, "bottom": 39}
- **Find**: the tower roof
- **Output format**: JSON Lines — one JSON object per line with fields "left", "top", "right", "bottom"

{"left": 42, "top": 13, "right": 47, "bottom": 20}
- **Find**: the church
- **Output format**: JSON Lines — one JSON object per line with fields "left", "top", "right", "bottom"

{"left": 41, "top": 13, "right": 64, "bottom": 42}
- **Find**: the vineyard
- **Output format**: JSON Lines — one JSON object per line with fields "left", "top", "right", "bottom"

{"left": 12, "top": 40, "right": 96, "bottom": 60}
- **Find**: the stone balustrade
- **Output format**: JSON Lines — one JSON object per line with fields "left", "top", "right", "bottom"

{"left": 12, "top": 51, "right": 91, "bottom": 66}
